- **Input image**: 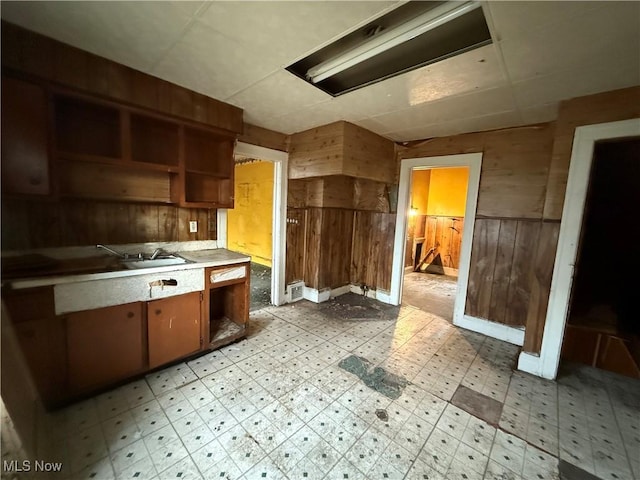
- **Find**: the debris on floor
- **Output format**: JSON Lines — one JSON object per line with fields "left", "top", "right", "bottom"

{"left": 338, "top": 354, "right": 409, "bottom": 399}
{"left": 250, "top": 262, "right": 271, "bottom": 311}
{"left": 318, "top": 293, "right": 400, "bottom": 321}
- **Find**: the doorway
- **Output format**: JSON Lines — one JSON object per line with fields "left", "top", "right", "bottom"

{"left": 561, "top": 138, "right": 640, "bottom": 377}
{"left": 402, "top": 167, "right": 469, "bottom": 321}
{"left": 518, "top": 118, "right": 640, "bottom": 380}
{"left": 227, "top": 157, "right": 274, "bottom": 311}
{"left": 218, "top": 142, "right": 288, "bottom": 307}
{"left": 390, "top": 153, "right": 482, "bottom": 332}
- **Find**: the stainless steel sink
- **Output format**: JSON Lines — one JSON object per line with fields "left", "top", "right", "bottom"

{"left": 121, "top": 256, "right": 189, "bottom": 270}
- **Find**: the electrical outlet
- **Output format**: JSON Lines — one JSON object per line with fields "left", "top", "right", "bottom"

{"left": 189, "top": 221, "right": 198, "bottom": 233}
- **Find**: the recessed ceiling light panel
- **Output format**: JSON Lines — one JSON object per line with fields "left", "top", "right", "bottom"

{"left": 286, "top": 1, "right": 493, "bottom": 97}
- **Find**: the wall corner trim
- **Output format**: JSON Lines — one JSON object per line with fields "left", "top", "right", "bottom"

{"left": 455, "top": 315, "right": 525, "bottom": 346}
{"left": 517, "top": 352, "right": 553, "bottom": 379}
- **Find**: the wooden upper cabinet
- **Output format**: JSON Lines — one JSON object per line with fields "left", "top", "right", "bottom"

{"left": 130, "top": 114, "right": 179, "bottom": 169}
{"left": 49, "top": 90, "right": 234, "bottom": 207}
{"left": 54, "top": 95, "right": 121, "bottom": 159}
{"left": 1, "top": 76, "right": 51, "bottom": 195}
{"left": 183, "top": 126, "right": 235, "bottom": 208}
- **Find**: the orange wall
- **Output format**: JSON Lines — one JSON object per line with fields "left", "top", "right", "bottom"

{"left": 227, "top": 161, "right": 274, "bottom": 267}
{"left": 411, "top": 170, "right": 431, "bottom": 213}
{"left": 411, "top": 167, "right": 468, "bottom": 217}
{"left": 427, "top": 167, "right": 469, "bottom": 216}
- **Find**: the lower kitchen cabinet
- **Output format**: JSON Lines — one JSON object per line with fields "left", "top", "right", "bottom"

{"left": 66, "top": 302, "right": 145, "bottom": 393}
{"left": 2, "top": 287, "right": 66, "bottom": 407}
{"left": 148, "top": 291, "right": 202, "bottom": 369}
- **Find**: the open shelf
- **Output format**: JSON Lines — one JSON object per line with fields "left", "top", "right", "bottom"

{"left": 131, "top": 114, "right": 179, "bottom": 168}
{"left": 54, "top": 95, "right": 121, "bottom": 158}
{"left": 184, "top": 173, "right": 233, "bottom": 206}
{"left": 205, "top": 265, "right": 248, "bottom": 350}
{"left": 58, "top": 158, "right": 179, "bottom": 204}
{"left": 184, "top": 127, "right": 234, "bottom": 177}
{"left": 48, "top": 89, "right": 237, "bottom": 207}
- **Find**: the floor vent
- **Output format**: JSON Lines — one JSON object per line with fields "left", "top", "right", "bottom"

{"left": 287, "top": 281, "right": 304, "bottom": 303}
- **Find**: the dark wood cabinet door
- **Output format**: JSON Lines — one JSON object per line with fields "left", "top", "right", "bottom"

{"left": 2, "top": 287, "right": 66, "bottom": 406}
{"left": 66, "top": 302, "right": 144, "bottom": 393}
{"left": 1, "top": 76, "right": 50, "bottom": 195}
{"left": 147, "top": 292, "right": 201, "bottom": 369}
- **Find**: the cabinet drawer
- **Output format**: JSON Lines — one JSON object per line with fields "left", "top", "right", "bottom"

{"left": 209, "top": 265, "right": 246, "bottom": 285}
{"left": 55, "top": 268, "right": 204, "bottom": 314}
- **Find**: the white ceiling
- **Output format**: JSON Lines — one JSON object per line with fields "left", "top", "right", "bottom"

{"left": 2, "top": 1, "right": 639, "bottom": 142}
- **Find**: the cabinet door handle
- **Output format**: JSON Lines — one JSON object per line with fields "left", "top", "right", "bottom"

{"left": 155, "top": 309, "right": 162, "bottom": 315}
{"left": 127, "top": 311, "right": 135, "bottom": 318}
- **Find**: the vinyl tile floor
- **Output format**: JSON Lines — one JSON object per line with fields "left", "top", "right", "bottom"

{"left": 3, "top": 300, "right": 639, "bottom": 480}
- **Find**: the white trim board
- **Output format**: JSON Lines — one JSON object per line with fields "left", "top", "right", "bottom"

{"left": 390, "top": 154, "right": 482, "bottom": 335}
{"left": 224, "top": 142, "right": 289, "bottom": 307}
{"left": 303, "top": 284, "right": 351, "bottom": 303}
{"left": 517, "top": 118, "right": 640, "bottom": 380}
{"left": 457, "top": 315, "right": 524, "bottom": 346}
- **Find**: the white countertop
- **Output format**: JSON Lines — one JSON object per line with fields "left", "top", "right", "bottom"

{"left": 4, "top": 247, "right": 251, "bottom": 290}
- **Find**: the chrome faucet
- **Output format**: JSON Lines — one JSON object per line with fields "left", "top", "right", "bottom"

{"left": 149, "top": 248, "right": 164, "bottom": 260}
{"left": 96, "top": 244, "right": 128, "bottom": 259}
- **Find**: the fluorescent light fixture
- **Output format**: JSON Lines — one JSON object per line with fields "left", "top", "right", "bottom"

{"left": 306, "top": 1, "right": 481, "bottom": 84}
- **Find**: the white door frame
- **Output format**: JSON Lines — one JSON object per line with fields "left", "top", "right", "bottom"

{"left": 219, "top": 142, "right": 289, "bottom": 306}
{"left": 518, "top": 118, "right": 640, "bottom": 379}
{"left": 389, "top": 153, "right": 484, "bottom": 328}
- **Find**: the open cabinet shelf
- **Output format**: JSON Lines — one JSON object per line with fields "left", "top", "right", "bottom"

{"left": 58, "top": 158, "right": 180, "bottom": 204}
{"left": 45, "top": 87, "right": 237, "bottom": 206}
{"left": 205, "top": 265, "right": 249, "bottom": 350}
{"left": 54, "top": 95, "right": 121, "bottom": 159}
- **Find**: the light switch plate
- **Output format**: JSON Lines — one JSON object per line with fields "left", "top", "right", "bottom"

{"left": 189, "top": 221, "right": 198, "bottom": 233}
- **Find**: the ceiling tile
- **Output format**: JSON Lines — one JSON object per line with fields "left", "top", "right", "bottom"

{"left": 500, "top": 2, "right": 640, "bottom": 82}
{"left": 486, "top": 1, "right": 603, "bottom": 41}
{"left": 225, "top": 70, "right": 329, "bottom": 125}
{"left": 388, "top": 110, "right": 522, "bottom": 142}
{"left": 365, "top": 86, "right": 517, "bottom": 134}
{"left": 195, "top": 1, "right": 398, "bottom": 66}
{"left": 1, "top": 1, "right": 202, "bottom": 72}
{"left": 257, "top": 104, "right": 346, "bottom": 135}
{"left": 520, "top": 104, "right": 558, "bottom": 125}
{"left": 513, "top": 55, "right": 640, "bottom": 109}
{"left": 152, "top": 22, "right": 276, "bottom": 101}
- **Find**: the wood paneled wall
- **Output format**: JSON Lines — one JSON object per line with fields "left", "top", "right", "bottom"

{"left": 543, "top": 86, "right": 640, "bottom": 220}
{"left": 238, "top": 123, "right": 289, "bottom": 152}
{"left": 1, "top": 198, "right": 215, "bottom": 250}
{"left": 285, "top": 209, "right": 306, "bottom": 284}
{"left": 465, "top": 219, "right": 544, "bottom": 327}
{"left": 351, "top": 212, "right": 396, "bottom": 291}
{"left": 420, "top": 216, "right": 464, "bottom": 270}
{"left": 285, "top": 207, "right": 394, "bottom": 293}
{"left": 289, "top": 121, "right": 396, "bottom": 183}
{"left": 1, "top": 21, "right": 243, "bottom": 134}
{"left": 288, "top": 176, "right": 390, "bottom": 212}
{"left": 290, "top": 207, "right": 354, "bottom": 290}
{"left": 399, "top": 124, "right": 554, "bottom": 219}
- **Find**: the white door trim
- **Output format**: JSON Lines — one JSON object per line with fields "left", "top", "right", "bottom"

{"left": 518, "top": 118, "right": 640, "bottom": 379}
{"left": 225, "top": 142, "right": 289, "bottom": 307}
{"left": 389, "top": 153, "right": 482, "bottom": 327}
